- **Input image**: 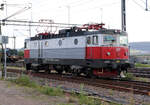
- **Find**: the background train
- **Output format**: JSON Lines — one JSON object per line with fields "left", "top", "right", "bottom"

{"left": 0, "top": 48, "right": 23, "bottom": 63}
{"left": 24, "top": 24, "right": 132, "bottom": 78}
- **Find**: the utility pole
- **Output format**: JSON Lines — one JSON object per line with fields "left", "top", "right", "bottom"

{"left": 121, "top": 0, "right": 126, "bottom": 31}
{"left": 0, "top": 3, "right": 4, "bottom": 78}
{"left": 146, "top": 0, "right": 148, "bottom": 11}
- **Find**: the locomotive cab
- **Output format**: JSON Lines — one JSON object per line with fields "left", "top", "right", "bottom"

{"left": 85, "top": 30, "right": 129, "bottom": 77}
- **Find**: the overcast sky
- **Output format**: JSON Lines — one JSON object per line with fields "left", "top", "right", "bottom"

{"left": 0, "top": 0, "right": 150, "bottom": 48}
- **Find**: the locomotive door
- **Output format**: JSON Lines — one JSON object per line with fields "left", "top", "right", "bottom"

{"left": 86, "top": 36, "right": 93, "bottom": 59}
{"left": 38, "top": 41, "right": 43, "bottom": 58}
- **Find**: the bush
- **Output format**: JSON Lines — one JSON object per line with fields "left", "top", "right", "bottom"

{"left": 38, "top": 85, "right": 63, "bottom": 96}
{"left": 12, "top": 75, "right": 63, "bottom": 96}
{"left": 14, "top": 75, "right": 37, "bottom": 88}
{"left": 18, "top": 51, "right": 24, "bottom": 57}
{"left": 121, "top": 73, "right": 134, "bottom": 80}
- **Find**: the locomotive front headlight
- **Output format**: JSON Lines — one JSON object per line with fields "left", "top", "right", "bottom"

{"left": 106, "top": 52, "right": 111, "bottom": 56}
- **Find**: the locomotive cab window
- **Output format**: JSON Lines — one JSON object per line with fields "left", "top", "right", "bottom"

{"left": 86, "top": 36, "right": 91, "bottom": 44}
{"left": 24, "top": 42, "right": 27, "bottom": 48}
{"left": 103, "top": 35, "right": 117, "bottom": 44}
{"left": 120, "top": 36, "right": 128, "bottom": 46}
{"left": 92, "top": 36, "right": 98, "bottom": 45}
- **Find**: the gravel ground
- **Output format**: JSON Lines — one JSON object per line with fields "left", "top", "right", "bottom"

{"left": 0, "top": 80, "right": 78, "bottom": 105}
{"left": 6, "top": 72, "right": 150, "bottom": 105}
{"left": 31, "top": 75, "right": 150, "bottom": 105}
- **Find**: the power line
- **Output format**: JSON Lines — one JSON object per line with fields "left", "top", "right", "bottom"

{"left": 140, "top": 0, "right": 146, "bottom": 4}
{"left": 71, "top": 0, "right": 93, "bottom": 7}
{"left": 132, "top": 0, "right": 145, "bottom": 9}
{"left": 67, "top": 0, "right": 87, "bottom": 6}
{"left": 0, "top": 19, "right": 82, "bottom": 29}
{"left": 2, "top": 19, "right": 81, "bottom": 26}
{"left": 71, "top": 1, "right": 120, "bottom": 13}
{"left": 132, "top": 0, "right": 150, "bottom": 11}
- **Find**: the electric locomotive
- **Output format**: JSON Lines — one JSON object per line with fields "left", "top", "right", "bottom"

{"left": 24, "top": 24, "right": 131, "bottom": 78}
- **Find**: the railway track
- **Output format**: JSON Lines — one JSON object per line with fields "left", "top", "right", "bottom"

{"left": 128, "top": 68, "right": 150, "bottom": 78}
{"left": 7, "top": 68, "right": 150, "bottom": 96}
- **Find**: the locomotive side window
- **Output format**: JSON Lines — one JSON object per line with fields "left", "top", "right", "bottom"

{"left": 45, "top": 41, "right": 48, "bottom": 46}
{"left": 86, "top": 36, "right": 91, "bottom": 44}
{"left": 74, "top": 39, "right": 78, "bottom": 45}
{"left": 92, "top": 36, "right": 98, "bottom": 45}
{"left": 58, "top": 40, "right": 62, "bottom": 46}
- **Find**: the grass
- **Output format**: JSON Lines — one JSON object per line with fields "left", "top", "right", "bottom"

{"left": 135, "top": 63, "right": 150, "bottom": 68}
{"left": 8, "top": 75, "right": 121, "bottom": 105}
{"left": 120, "top": 73, "right": 134, "bottom": 81}
{"left": 10, "top": 75, "right": 63, "bottom": 96}
{"left": 58, "top": 104, "right": 74, "bottom": 105}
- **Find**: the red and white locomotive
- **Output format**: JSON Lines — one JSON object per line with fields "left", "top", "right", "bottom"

{"left": 24, "top": 24, "right": 131, "bottom": 78}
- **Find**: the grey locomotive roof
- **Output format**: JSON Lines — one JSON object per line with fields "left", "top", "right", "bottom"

{"left": 30, "top": 28, "right": 127, "bottom": 41}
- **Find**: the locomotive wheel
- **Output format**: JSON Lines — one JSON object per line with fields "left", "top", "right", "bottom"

{"left": 26, "top": 64, "right": 31, "bottom": 71}
{"left": 33, "top": 69, "right": 39, "bottom": 73}
{"left": 45, "top": 69, "right": 51, "bottom": 74}
{"left": 56, "top": 70, "right": 63, "bottom": 74}
{"left": 85, "top": 68, "right": 95, "bottom": 78}
{"left": 45, "top": 65, "right": 51, "bottom": 74}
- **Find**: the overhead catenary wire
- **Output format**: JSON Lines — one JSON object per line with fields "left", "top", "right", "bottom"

{"left": 70, "top": 1, "right": 120, "bottom": 13}
{"left": 132, "top": 0, "right": 147, "bottom": 10}
{"left": 1, "top": 19, "right": 82, "bottom": 26}
{"left": 0, "top": 20, "right": 82, "bottom": 29}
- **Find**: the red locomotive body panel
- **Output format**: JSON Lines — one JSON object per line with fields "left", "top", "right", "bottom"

{"left": 24, "top": 50, "right": 30, "bottom": 58}
{"left": 86, "top": 47, "right": 101, "bottom": 59}
{"left": 86, "top": 47, "right": 128, "bottom": 59}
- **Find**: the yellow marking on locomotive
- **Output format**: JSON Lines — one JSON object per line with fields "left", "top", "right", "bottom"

{"left": 116, "top": 60, "right": 120, "bottom": 63}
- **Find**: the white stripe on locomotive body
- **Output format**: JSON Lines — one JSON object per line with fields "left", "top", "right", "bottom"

{"left": 29, "top": 36, "right": 86, "bottom": 49}
{"left": 28, "top": 34, "right": 113, "bottom": 59}
{"left": 29, "top": 35, "right": 88, "bottom": 59}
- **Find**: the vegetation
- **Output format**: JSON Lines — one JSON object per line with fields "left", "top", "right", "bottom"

{"left": 9, "top": 75, "right": 121, "bottom": 105}
{"left": 18, "top": 50, "right": 24, "bottom": 57}
{"left": 78, "top": 84, "right": 101, "bottom": 105}
{"left": 135, "top": 63, "right": 150, "bottom": 68}
{"left": 120, "top": 73, "right": 134, "bottom": 81}
{"left": 10, "top": 75, "right": 63, "bottom": 96}
{"left": 58, "top": 104, "right": 74, "bottom": 105}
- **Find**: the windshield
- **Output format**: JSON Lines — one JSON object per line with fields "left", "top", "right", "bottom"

{"left": 103, "top": 35, "right": 117, "bottom": 44}
{"left": 120, "top": 36, "right": 128, "bottom": 46}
